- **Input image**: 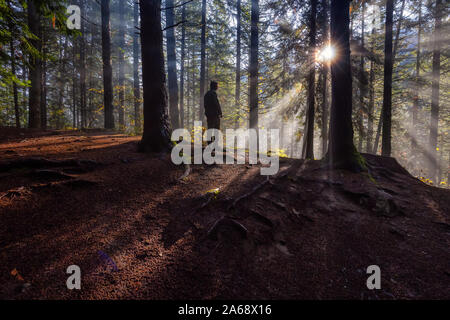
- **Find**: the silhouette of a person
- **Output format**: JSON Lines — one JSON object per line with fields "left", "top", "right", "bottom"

{"left": 204, "top": 81, "right": 223, "bottom": 130}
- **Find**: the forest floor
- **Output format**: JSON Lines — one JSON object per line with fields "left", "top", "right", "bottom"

{"left": 0, "top": 128, "right": 449, "bottom": 300}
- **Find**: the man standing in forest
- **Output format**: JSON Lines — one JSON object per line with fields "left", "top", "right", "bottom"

{"left": 204, "top": 81, "right": 223, "bottom": 130}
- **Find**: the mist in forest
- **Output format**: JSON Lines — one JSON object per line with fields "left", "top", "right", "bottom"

{"left": 0, "top": 0, "right": 448, "bottom": 186}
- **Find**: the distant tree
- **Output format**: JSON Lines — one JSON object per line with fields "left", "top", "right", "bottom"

{"left": 180, "top": 2, "right": 187, "bottom": 128}
{"left": 381, "top": 0, "right": 394, "bottom": 157}
{"left": 165, "top": 0, "right": 180, "bottom": 129}
{"left": 199, "top": 0, "right": 207, "bottom": 121}
{"left": 320, "top": 0, "right": 329, "bottom": 157}
{"left": 138, "top": 0, "right": 172, "bottom": 153}
{"left": 118, "top": 0, "right": 126, "bottom": 128}
{"left": 79, "top": 0, "right": 87, "bottom": 129}
{"left": 6, "top": 0, "right": 20, "bottom": 128}
{"left": 358, "top": 0, "right": 365, "bottom": 152}
{"left": 429, "top": 0, "right": 443, "bottom": 182}
{"left": 411, "top": 0, "right": 422, "bottom": 154}
{"left": 133, "top": 0, "right": 141, "bottom": 131}
{"left": 235, "top": 0, "right": 242, "bottom": 129}
{"left": 27, "top": 0, "right": 42, "bottom": 129}
{"left": 101, "top": 0, "right": 115, "bottom": 129}
{"left": 302, "top": 0, "right": 317, "bottom": 159}
{"left": 366, "top": 2, "right": 376, "bottom": 153}
{"left": 249, "top": 0, "right": 259, "bottom": 130}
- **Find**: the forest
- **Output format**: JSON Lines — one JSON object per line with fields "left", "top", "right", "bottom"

{"left": 0, "top": 0, "right": 449, "bottom": 301}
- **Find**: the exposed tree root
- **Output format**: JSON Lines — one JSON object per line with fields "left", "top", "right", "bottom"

{"left": 0, "top": 157, "right": 101, "bottom": 173}
{"left": 207, "top": 217, "right": 248, "bottom": 240}
{"left": 227, "top": 176, "right": 270, "bottom": 210}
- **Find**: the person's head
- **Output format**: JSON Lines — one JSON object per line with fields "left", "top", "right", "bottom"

{"left": 210, "top": 81, "right": 218, "bottom": 91}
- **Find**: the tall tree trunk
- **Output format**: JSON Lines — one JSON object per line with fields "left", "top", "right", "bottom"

{"left": 372, "top": 0, "right": 404, "bottom": 154}
{"left": 199, "top": 0, "right": 207, "bottom": 121}
{"left": 429, "top": 0, "right": 442, "bottom": 182}
{"left": 249, "top": 0, "right": 259, "bottom": 130}
{"left": 118, "top": 0, "right": 126, "bottom": 128}
{"left": 320, "top": 0, "right": 329, "bottom": 158}
{"left": 101, "top": 0, "right": 115, "bottom": 129}
{"left": 179, "top": 2, "right": 187, "bottom": 128}
{"left": 133, "top": 1, "right": 141, "bottom": 132}
{"left": 40, "top": 22, "right": 47, "bottom": 129}
{"left": 190, "top": 42, "right": 196, "bottom": 128}
{"left": 79, "top": 0, "right": 87, "bottom": 129}
{"left": 8, "top": 0, "right": 20, "bottom": 128}
{"left": 27, "top": 0, "right": 42, "bottom": 129}
{"left": 381, "top": 0, "right": 394, "bottom": 157}
{"left": 328, "top": 0, "right": 362, "bottom": 171}
{"left": 366, "top": 4, "right": 376, "bottom": 153}
{"left": 138, "top": 0, "right": 172, "bottom": 152}
{"left": 302, "top": 0, "right": 317, "bottom": 159}
{"left": 358, "top": 0, "right": 365, "bottom": 152}
{"left": 72, "top": 39, "right": 77, "bottom": 129}
{"left": 411, "top": 0, "right": 422, "bottom": 154}
{"left": 235, "top": 0, "right": 242, "bottom": 129}
{"left": 165, "top": 0, "right": 180, "bottom": 129}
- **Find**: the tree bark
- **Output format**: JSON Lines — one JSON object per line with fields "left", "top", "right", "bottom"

{"left": 8, "top": 0, "right": 20, "bottom": 128}
{"left": 179, "top": 2, "right": 187, "bottom": 128}
{"left": 302, "top": 0, "right": 317, "bottom": 159}
{"left": 101, "top": 0, "right": 115, "bottom": 129}
{"left": 133, "top": 1, "right": 141, "bottom": 132}
{"left": 366, "top": 4, "right": 376, "bottom": 153}
{"left": 327, "top": 0, "right": 362, "bottom": 171}
{"left": 358, "top": 0, "right": 365, "bottom": 152}
{"left": 411, "top": 0, "right": 421, "bottom": 154}
{"left": 381, "top": 0, "right": 394, "bottom": 157}
{"left": 320, "top": 0, "right": 329, "bottom": 158}
{"left": 249, "top": 0, "right": 259, "bottom": 130}
{"left": 27, "top": 0, "right": 42, "bottom": 129}
{"left": 118, "top": 0, "right": 126, "bottom": 128}
{"left": 235, "top": 0, "right": 242, "bottom": 129}
{"left": 138, "top": 0, "right": 172, "bottom": 153}
{"left": 429, "top": 0, "right": 442, "bottom": 182}
{"left": 79, "top": 0, "right": 87, "bottom": 129}
{"left": 165, "top": 0, "right": 180, "bottom": 129}
{"left": 199, "top": 0, "right": 207, "bottom": 122}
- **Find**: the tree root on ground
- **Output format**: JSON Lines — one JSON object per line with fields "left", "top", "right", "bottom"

{"left": 0, "top": 157, "right": 101, "bottom": 173}
{"left": 207, "top": 217, "right": 248, "bottom": 240}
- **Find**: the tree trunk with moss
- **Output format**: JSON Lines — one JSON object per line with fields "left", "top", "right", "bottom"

{"left": 327, "top": 0, "right": 364, "bottom": 171}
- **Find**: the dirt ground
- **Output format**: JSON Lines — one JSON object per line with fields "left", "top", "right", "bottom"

{"left": 0, "top": 128, "right": 449, "bottom": 300}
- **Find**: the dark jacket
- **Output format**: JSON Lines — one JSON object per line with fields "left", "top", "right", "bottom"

{"left": 204, "top": 90, "right": 222, "bottom": 118}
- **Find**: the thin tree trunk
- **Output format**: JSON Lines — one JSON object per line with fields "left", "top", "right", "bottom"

{"left": 373, "top": 0, "right": 405, "bottom": 155}
{"left": 199, "top": 0, "right": 207, "bottom": 121}
{"left": 358, "top": 1, "right": 365, "bottom": 152}
{"left": 249, "top": 0, "right": 259, "bottom": 130}
{"left": 302, "top": 0, "right": 317, "bottom": 159}
{"left": 366, "top": 4, "right": 376, "bottom": 153}
{"left": 138, "top": 0, "right": 172, "bottom": 152}
{"left": 381, "top": 0, "right": 394, "bottom": 157}
{"left": 27, "top": 0, "right": 42, "bottom": 129}
{"left": 235, "top": 0, "right": 242, "bottom": 129}
{"left": 179, "top": 2, "right": 187, "bottom": 128}
{"left": 118, "top": 0, "right": 126, "bottom": 128}
{"left": 429, "top": 0, "right": 442, "bottom": 182}
{"left": 328, "top": 0, "right": 362, "bottom": 171}
{"left": 133, "top": 1, "right": 141, "bottom": 132}
{"left": 320, "top": 0, "right": 329, "bottom": 158}
{"left": 8, "top": 0, "right": 20, "bottom": 128}
{"left": 101, "top": 0, "right": 115, "bottom": 129}
{"left": 411, "top": 0, "right": 422, "bottom": 154}
{"left": 79, "top": 0, "right": 87, "bottom": 129}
